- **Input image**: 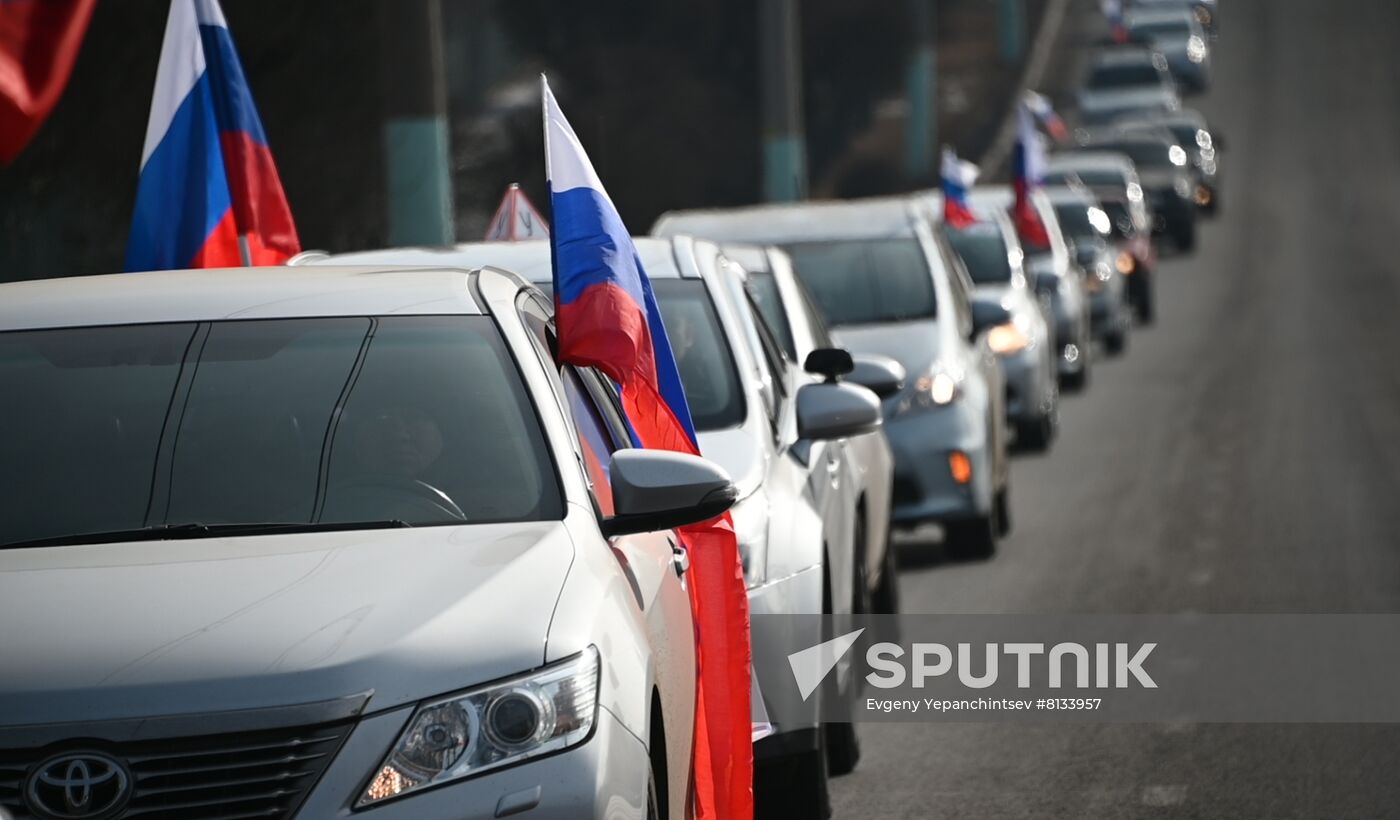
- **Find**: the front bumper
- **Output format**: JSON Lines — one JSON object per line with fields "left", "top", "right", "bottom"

{"left": 884, "top": 404, "right": 996, "bottom": 527}
{"left": 1087, "top": 277, "right": 1129, "bottom": 337}
{"left": 297, "top": 704, "right": 648, "bottom": 819}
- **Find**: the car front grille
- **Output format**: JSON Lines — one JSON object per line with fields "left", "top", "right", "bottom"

{"left": 0, "top": 718, "right": 353, "bottom": 819}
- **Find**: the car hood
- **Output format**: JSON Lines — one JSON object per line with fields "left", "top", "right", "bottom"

{"left": 698, "top": 425, "right": 766, "bottom": 500}
{"left": 832, "top": 320, "right": 941, "bottom": 407}
{"left": 0, "top": 522, "right": 574, "bottom": 726}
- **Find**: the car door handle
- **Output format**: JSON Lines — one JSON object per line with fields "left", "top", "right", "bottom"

{"left": 672, "top": 543, "right": 690, "bottom": 576}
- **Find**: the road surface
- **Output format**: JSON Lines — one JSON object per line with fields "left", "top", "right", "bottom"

{"left": 832, "top": 0, "right": 1400, "bottom": 815}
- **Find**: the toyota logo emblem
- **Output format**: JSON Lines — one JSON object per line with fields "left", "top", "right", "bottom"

{"left": 24, "top": 752, "right": 132, "bottom": 820}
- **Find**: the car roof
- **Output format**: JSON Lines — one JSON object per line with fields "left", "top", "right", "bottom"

{"left": 1042, "top": 185, "right": 1099, "bottom": 206}
{"left": 302, "top": 236, "right": 694, "bottom": 284}
{"left": 1090, "top": 47, "right": 1160, "bottom": 66}
{"left": 0, "top": 266, "right": 490, "bottom": 332}
{"left": 653, "top": 197, "right": 918, "bottom": 243}
{"left": 1047, "top": 152, "right": 1134, "bottom": 171}
{"left": 1125, "top": 7, "right": 1195, "bottom": 24}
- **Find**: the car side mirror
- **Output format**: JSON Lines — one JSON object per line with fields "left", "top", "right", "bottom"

{"left": 803, "top": 347, "right": 854, "bottom": 381}
{"left": 846, "top": 354, "right": 905, "bottom": 399}
{"left": 796, "top": 381, "right": 882, "bottom": 441}
{"left": 602, "top": 449, "right": 738, "bottom": 538}
{"left": 970, "top": 299, "right": 1013, "bottom": 339}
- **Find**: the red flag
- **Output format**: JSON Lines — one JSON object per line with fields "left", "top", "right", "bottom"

{"left": 544, "top": 79, "right": 753, "bottom": 819}
{"left": 0, "top": 0, "right": 96, "bottom": 164}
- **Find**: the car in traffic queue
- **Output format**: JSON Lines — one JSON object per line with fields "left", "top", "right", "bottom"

{"left": 923, "top": 197, "right": 1061, "bottom": 451}
{"left": 1127, "top": 0, "right": 1217, "bottom": 37}
{"left": 1042, "top": 152, "right": 1159, "bottom": 322}
{"left": 968, "top": 185, "right": 1095, "bottom": 392}
{"left": 721, "top": 241, "right": 902, "bottom": 611}
{"left": 1114, "top": 108, "right": 1222, "bottom": 214}
{"left": 296, "top": 237, "right": 885, "bottom": 817}
{"left": 0, "top": 265, "right": 748, "bottom": 820}
{"left": 653, "top": 198, "right": 1013, "bottom": 560}
{"left": 1123, "top": 6, "right": 1212, "bottom": 92}
{"left": 1077, "top": 47, "right": 1182, "bottom": 125}
{"left": 1043, "top": 185, "right": 1134, "bottom": 354}
{"left": 1070, "top": 129, "right": 1200, "bottom": 251}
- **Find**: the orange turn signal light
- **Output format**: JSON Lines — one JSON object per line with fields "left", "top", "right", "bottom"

{"left": 949, "top": 451, "right": 973, "bottom": 485}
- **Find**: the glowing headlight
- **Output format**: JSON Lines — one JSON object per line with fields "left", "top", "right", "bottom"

{"left": 911, "top": 370, "right": 961, "bottom": 408}
{"left": 1168, "top": 145, "right": 1188, "bottom": 167}
{"left": 1087, "top": 207, "right": 1112, "bottom": 236}
{"left": 1186, "top": 36, "right": 1206, "bottom": 63}
{"left": 359, "top": 649, "right": 599, "bottom": 807}
{"left": 1196, "top": 129, "right": 1213, "bottom": 150}
{"left": 986, "top": 323, "right": 1030, "bottom": 355}
{"left": 1116, "top": 251, "right": 1136, "bottom": 274}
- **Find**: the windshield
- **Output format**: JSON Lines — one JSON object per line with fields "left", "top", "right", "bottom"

{"left": 0, "top": 317, "right": 561, "bottom": 548}
{"left": 781, "top": 238, "right": 937, "bottom": 326}
{"left": 1132, "top": 20, "right": 1192, "bottom": 38}
{"left": 745, "top": 271, "right": 796, "bottom": 359}
{"left": 652, "top": 279, "right": 746, "bottom": 432}
{"left": 1100, "top": 200, "right": 1138, "bottom": 238}
{"left": 947, "top": 224, "right": 1014, "bottom": 285}
{"left": 1088, "top": 63, "right": 1161, "bottom": 89}
{"left": 1048, "top": 167, "right": 1127, "bottom": 187}
{"left": 1097, "top": 141, "right": 1173, "bottom": 169}
{"left": 1052, "top": 203, "right": 1111, "bottom": 241}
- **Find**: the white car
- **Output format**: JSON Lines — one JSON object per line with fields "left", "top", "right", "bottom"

{"left": 0, "top": 265, "right": 741, "bottom": 819}
{"left": 722, "top": 242, "right": 902, "bottom": 610}
{"left": 297, "top": 237, "right": 884, "bottom": 817}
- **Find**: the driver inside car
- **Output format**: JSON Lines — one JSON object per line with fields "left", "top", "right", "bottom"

{"left": 322, "top": 403, "right": 467, "bottom": 523}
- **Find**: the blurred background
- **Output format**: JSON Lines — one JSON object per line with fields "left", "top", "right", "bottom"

{"left": 0, "top": 0, "right": 1058, "bottom": 280}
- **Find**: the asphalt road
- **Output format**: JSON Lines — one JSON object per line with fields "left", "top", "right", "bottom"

{"left": 832, "top": 1, "right": 1400, "bottom": 816}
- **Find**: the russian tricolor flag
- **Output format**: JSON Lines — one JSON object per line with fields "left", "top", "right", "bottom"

{"left": 941, "top": 147, "right": 980, "bottom": 229}
{"left": 543, "top": 77, "right": 753, "bottom": 820}
{"left": 1024, "top": 90, "right": 1070, "bottom": 144}
{"left": 126, "top": 0, "right": 299, "bottom": 272}
{"left": 1013, "top": 102, "right": 1052, "bottom": 250}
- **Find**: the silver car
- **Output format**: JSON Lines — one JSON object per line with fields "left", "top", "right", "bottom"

{"left": 969, "top": 186, "right": 1095, "bottom": 391}
{"left": 1124, "top": 6, "right": 1212, "bottom": 92}
{"left": 654, "top": 198, "right": 1012, "bottom": 560}
{"left": 0, "top": 265, "right": 743, "bottom": 819}
{"left": 723, "top": 242, "right": 901, "bottom": 611}
{"left": 1044, "top": 185, "right": 1134, "bottom": 354}
{"left": 301, "top": 237, "right": 883, "bottom": 815}
{"left": 932, "top": 203, "right": 1061, "bottom": 450}
{"left": 1078, "top": 47, "right": 1182, "bottom": 124}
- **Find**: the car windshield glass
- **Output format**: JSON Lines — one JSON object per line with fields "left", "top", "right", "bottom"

{"left": 781, "top": 238, "right": 936, "bottom": 326}
{"left": 1098, "top": 141, "right": 1172, "bottom": 169}
{"left": 1100, "top": 200, "right": 1136, "bottom": 237}
{"left": 1089, "top": 63, "right": 1161, "bottom": 88}
{"left": 652, "top": 279, "right": 746, "bottom": 432}
{"left": 947, "top": 224, "right": 1013, "bottom": 285}
{"left": 1052, "top": 204, "right": 1108, "bottom": 240}
{"left": 0, "top": 316, "right": 561, "bottom": 548}
{"left": 745, "top": 271, "right": 796, "bottom": 359}
{"left": 1133, "top": 20, "right": 1191, "bottom": 37}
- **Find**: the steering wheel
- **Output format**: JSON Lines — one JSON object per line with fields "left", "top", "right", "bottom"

{"left": 328, "top": 475, "right": 467, "bottom": 523}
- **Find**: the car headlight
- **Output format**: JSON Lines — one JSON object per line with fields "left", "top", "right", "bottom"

{"left": 1169, "top": 145, "right": 1188, "bottom": 167}
{"left": 1115, "top": 251, "right": 1136, "bottom": 274}
{"left": 1174, "top": 176, "right": 1193, "bottom": 199}
{"left": 986, "top": 323, "right": 1030, "bottom": 355}
{"left": 359, "top": 648, "right": 600, "bottom": 806}
{"left": 1186, "top": 36, "right": 1206, "bottom": 63}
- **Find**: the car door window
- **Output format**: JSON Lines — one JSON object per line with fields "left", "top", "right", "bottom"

{"left": 561, "top": 368, "right": 624, "bottom": 516}
{"left": 935, "top": 231, "right": 975, "bottom": 339}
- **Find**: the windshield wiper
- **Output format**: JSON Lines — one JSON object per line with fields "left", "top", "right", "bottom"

{"left": 0, "top": 520, "right": 412, "bottom": 550}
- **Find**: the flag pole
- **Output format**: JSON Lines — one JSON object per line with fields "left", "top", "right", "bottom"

{"left": 237, "top": 234, "right": 253, "bottom": 266}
